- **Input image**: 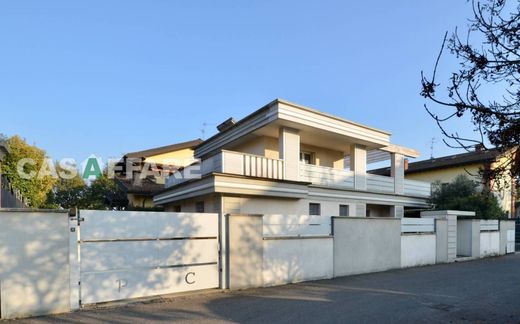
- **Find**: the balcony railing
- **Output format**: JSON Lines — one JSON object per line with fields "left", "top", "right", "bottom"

{"left": 166, "top": 150, "right": 284, "bottom": 187}
{"left": 299, "top": 163, "right": 354, "bottom": 188}
{"left": 166, "top": 150, "right": 431, "bottom": 198}
{"left": 219, "top": 150, "right": 284, "bottom": 180}
{"left": 366, "top": 173, "right": 394, "bottom": 193}
{"left": 403, "top": 179, "right": 431, "bottom": 197}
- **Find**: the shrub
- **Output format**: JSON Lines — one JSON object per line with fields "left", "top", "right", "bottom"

{"left": 430, "top": 175, "right": 506, "bottom": 219}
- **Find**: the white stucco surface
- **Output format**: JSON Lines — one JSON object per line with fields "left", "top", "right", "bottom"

{"left": 0, "top": 211, "right": 70, "bottom": 319}
{"left": 262, "top": 238, "right": 333, "bottom": 286}
{"left": 401, "top": 234, "right": 436, "bottom": 268}
{"left": 480, "top": 231, "right": 500, "bottom": 257}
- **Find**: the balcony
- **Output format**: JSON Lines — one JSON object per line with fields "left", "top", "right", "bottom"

{"left": 300, "top": 164, "right": 430, "bottom": 197}
{"left": 166, "top": 150, "right": 431, "bottom": 198}
{"left": 166, "top": 150, "right": 284, "bottom": 187}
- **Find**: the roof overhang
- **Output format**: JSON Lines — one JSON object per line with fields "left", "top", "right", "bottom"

{"left": 195, "top": 99, "right": 392, "bottom": 158}
{"left": 154, "top": 173, "right": 430, "bottom": 207}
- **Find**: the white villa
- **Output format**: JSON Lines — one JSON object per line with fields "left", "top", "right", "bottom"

{"left": 154, "top": 99, "right": 431, "bottom": 217}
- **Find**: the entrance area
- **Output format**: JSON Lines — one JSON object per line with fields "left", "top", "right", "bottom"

{"left": 366, "top": 204, "right": 391, "bottom": 217}
{"left": 75, "top": 210, "right": 220, "bottom": 305}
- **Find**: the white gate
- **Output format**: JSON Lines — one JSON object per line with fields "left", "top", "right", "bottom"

{"left": 72, "top": 210, "right": 219, "bottom": 305}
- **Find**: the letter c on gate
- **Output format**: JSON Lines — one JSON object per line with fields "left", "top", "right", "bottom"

{"left": 185, "top": 272, "right": 195, "bottom": 284}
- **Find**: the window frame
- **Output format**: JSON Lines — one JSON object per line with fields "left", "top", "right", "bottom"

{"left": 300, "top": 151, "right": 315, "bottom": 165}
{"left": 195, "top": 201, "right": 205, "bottom": 213}
{"left": 339, "top": 204, "right": 349, "bottom": 217}
{"left": 309, "top": 203, "right": 321, "bottom": 216}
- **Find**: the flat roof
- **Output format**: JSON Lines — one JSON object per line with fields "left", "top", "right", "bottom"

{"left": 196, "top": 98, "right": 392, "bottom": 152}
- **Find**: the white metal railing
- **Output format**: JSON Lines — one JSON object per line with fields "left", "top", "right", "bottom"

{"left": 219, "top": 150, "right": 284, "bottom": 180}
{"left": 299, "top": 163, "right": 354, "bottom": 188}
{"left": 239, "top": 152, "right": 284, "bottom": 180}
{"left": 403, "top": 179, "right": 431, "bottom": 197}
{"left": 401, "top": 218, "right": 435, "bottom": 233}
{"left": 480, "top": 220, "right": 499, "bottom": 231}
{"left": 366, "top": 173, "right": 394, "bottom": 193}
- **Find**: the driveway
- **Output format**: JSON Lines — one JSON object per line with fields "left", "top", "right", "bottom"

{"left": 13, "top": 254, "right": 520, "bottom": 323}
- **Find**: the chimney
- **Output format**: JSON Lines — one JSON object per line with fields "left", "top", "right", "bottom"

{"left": 217, "top": 117, "right": 237, "bottom": 132}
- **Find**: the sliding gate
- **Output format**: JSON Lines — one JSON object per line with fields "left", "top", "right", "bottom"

{"left": 71, "top": 210, "right": 219, "bottom": 305}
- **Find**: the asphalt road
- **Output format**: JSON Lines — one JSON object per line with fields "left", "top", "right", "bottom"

{"left": 12, "top": 254, "right": 520, "bottom": 323}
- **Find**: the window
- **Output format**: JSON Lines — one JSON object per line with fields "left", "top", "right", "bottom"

{"left": 309, "top": 203, "right": 321, "bottom": 216}
{"left": 195, "top": 201, "right": 205, "bottom": 213}
{"left": 300, "top": 151, "right": 315, "bottom": 165}
{"left": 339, "top": 205, "right": 349, "bottom": 217}
{"left": 173, "top": 205, "right": 181, "bottom": 212}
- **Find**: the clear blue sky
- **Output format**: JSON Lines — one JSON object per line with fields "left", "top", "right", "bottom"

{"left": 0, "top": 1, "right": 478, "bottom": 164}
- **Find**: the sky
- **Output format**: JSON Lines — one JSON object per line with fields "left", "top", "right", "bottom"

{"left": 0, "top": 1, "right": 480, "bottom": 165}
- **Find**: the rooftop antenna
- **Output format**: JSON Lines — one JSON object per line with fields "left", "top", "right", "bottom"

{"left": 201, "top": 122, "right": 216, "bottom": 140}
{"left": 430, "top": 137, "right": 436, "bottom": 159}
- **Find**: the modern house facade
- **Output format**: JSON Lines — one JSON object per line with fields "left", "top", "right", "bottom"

{"left": 372, "top": 148, "right": 518, "bottom": 217}
{"left": 154, "top": 99, "right": 431, "bottom": 217}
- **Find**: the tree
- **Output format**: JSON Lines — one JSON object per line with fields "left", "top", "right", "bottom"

{"left": 421, "top": 0, "right": 520, "bottom": 187}
{"left": 2, "top": 135, "right": 56, "bottom": 207}
{"left": 430, "top": 175, "right": 506, "bottom": 219}
{"left": 46, "top": 172, "right": 128, "bottom": 210}
{"left": 82, "top": 176, "right": 128, "bottom": 210}
{"left": 44, "top": 164, "right": 86, "bottom": 209}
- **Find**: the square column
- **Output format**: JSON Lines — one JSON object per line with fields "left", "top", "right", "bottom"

{"left": 350, "top": 144, "right": 367, "bottom": 191}
{"left": 279, "top": 127, "right": 300, "bottom": 181}
{"left": 390, "top": 205, "right": 404, "bottom": 218}
{"left": 391, "top": 153, "right": 405, "bottom": 195}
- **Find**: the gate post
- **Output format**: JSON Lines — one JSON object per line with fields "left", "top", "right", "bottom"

{"left": 68, "top": 208, "right": 81, "bottom": 310}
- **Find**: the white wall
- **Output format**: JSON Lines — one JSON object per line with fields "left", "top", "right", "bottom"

{"left": 223, "top": 195, "right": 358, "bottom": 219}
{"left": 401, "top": 234, "right": 436, "bottom": 268}
{"left": 480, "top": 231, "right": 500, "bottom": 257}
{"left": 0, "top": 210, "right": 70, "bottom": 319}
{"left": 263, "top": 238, "right": 333, "bottom": 286}
{"left": 333, "top": 218, "right": 401, "bottom": 276}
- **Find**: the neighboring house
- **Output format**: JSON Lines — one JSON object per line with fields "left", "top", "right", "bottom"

{"left": 154, "top": 99, "right": 431, "bottom": 218}
{"left": 371, "top": 149, "right": 518, "bottom": 217}
{"left": 116, "top": 139, "right": 203, "bottom": 208}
